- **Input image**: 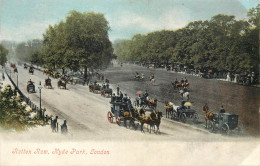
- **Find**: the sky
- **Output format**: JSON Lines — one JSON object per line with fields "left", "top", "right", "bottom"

{"left": 0, "top": 0, "right": 259, "bottom": 42}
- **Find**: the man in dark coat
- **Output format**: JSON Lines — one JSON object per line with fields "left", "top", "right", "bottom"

{"left": 219, "top": 105, "right": 225, "bottom": 113}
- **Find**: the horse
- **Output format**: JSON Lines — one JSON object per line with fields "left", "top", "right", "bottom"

{"left": 164, "top": 101, "right": 174, "bottom": 118}
{"left": 140, "top": 111, "right": 163, "bottom": 134}
{"left": 147, "top": 98, "right": 157, "bottom": 108}
{"left": 179, "top": 90, "right": 190, "bottom": 101}
{"left": 205, "top": 110, "right": 214, "bottom": 129}
{"left": 182, "top": 82, "right": 190, "bottom": 89}
{"left": 149, "top": 76, "right": 155, "bottom": 85}
{"left": 171, "top": 82, "right": 182, "bottom": 90}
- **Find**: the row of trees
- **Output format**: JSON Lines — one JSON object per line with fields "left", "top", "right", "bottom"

{"left": 114, "top": 5, "right": 259, "bottom": 73}
{"left": 0, "top": 44, "right": 8, "bottom": 66}
{"left": 30, "top": 10, "right": 114, "bottom": 78}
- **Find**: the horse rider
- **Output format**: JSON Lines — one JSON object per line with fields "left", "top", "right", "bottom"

{"left": 203, "top": 103, "right": 209, "bottom": 113}
{"left": 28, "top": 79, "right": 33, "bottom": 85}
{"left": 151, "top": 74, "right": 154, "bottom": 79}
{"left": 141, "top": 73, "right": 144, "bottom": 78}
{"left": 144, "top": 90, "right": 149, "bottom": 99}
{"left": 219, "top": 105, "right": 226, "bottom": 113}
{"left": 181, "top": 78, "right": 184, "bottom": 84}
{"left": 174, "top": 78, "right": 179, "bottom": 84}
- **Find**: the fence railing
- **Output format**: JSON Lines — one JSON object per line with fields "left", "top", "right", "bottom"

{"left": 4, "top": 67, "right": 68, "bottom": 134}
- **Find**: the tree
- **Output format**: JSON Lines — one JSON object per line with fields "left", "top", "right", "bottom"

{"left": 42, "top": 11, "right": 113, "bottom": 77}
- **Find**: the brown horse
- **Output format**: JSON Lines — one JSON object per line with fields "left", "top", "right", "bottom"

{"left": 171, "top": 82, "right": 182, "bottom": 90}
{"left": 164, "top": 101, "right": 173, "bottom": 118}
{"left": 140, "top": 111, "right": 163, "bottom": 134}
{"left": 205, "top": 110, "right": 214, "bottom": 129}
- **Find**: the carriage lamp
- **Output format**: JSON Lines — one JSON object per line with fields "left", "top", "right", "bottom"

{"left": 38, "top": 81, "right": 43, "bottom": 119}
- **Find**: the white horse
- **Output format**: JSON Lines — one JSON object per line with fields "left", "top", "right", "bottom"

{"left": 150, "top": 76, "right": 155, "bottom": 85}
{"left": 179, "top": 90, "right": 190, "bottom": 101}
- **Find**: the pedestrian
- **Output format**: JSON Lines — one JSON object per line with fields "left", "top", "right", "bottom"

{"left": 52, "top": 116, "right": 58, "bottom": 132}
{"left": 2, "top": 73, "right": 5, "bottom": 81}
{"left": 116, "top": 85, "right": 120, "bottom": 96}
{"left": 219, "top": 105, "right": 225, "bottom": 113}
{"left": 61, "top": 120, "right": 68, "bottom": 134}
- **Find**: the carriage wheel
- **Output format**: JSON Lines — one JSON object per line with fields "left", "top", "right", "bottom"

{"left": 193, "top": 113, "right": 199, "bottom": 123}
{"left": 209, "top": 121, "right": 216, "bottom": 133}
{"left": 107, "top": 111, "right": 113, "bottom": 123}
{"left": 221, "top": 123, "right": 230, "bottom": 135}
{"left": 180, "top": 113, "right": 187, "bottom": 123}
{"left": 171, "top": 111, "right": 176, "bottom": 120}
{"left": 116, "top": 117, "right": 121, "bottom": 126}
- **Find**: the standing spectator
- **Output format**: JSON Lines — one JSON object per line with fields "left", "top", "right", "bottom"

{"left": 2, "top": 73, "right": 5, "bottom": 81}
{"left": 52, "top": 116, "right": 58, "bottom": 132}
{"left": 116, "top": 85, "right": 120, "bottom": 95}
{"left": 61, "top": 120, "right": 68, "bottom": 134}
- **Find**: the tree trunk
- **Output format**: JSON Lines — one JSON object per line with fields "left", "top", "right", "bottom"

{"left": 84, "top": 66, "right": 88, "bottom": 80}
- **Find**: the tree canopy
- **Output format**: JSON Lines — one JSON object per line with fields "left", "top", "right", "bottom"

{"left": 114, "top": 5, "right": 259, "bottom": 74}
{"left": 0, "top": 44, "right": 8, "bottom": 66}
{"left": 41, "top": 10, "right": 113, "bottom": 76}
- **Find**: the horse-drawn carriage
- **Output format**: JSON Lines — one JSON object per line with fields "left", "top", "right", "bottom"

{"left": 13, "top": 67, "right": 18, "bottom": 73}
{"left": 101, "top": 85, "right": 112, "bottom": 97}
{"left": 29, "top": 66, "right": 34, "bottom": 75}
{"left": 134, "top": 96, "right": 157, "bottom": 109}
{"left": 172, "top": 81, "right": 189, "bottom": 89}
{"left": 89, "top": 82, "right": 101, "bottom": 93}
{"left": 57, "top": 79, "right": 66, "bottom": 89}
{"left": 44, "top": 78, "right": 52, "bottom": 89}
{"left": 206, "top": 112, "right": 239, "bottom": 134}
{"left": 107, "top": 96, "right": 132, "bottom": 126}
{"left": 107, "top": 94, "right": 163, "bottom": 134}
{"left": 10, "top": 63, "right": 16, "bottom": 68}
{"left": 165, "top": 101, "right": 198, "bottom": 123}
{"left": 26, "top": 81, "right": 35, "bottom": 93}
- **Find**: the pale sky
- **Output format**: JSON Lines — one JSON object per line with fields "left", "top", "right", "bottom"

{"left": 0, "top": 0, "right": 258, "bottom": 42}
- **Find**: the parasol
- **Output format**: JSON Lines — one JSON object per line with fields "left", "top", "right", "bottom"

{"left": 184, "top": 101, "right": 192, "bottom": 106}
{"left": 136, "top": 91, "right": 142, "bottom": 95}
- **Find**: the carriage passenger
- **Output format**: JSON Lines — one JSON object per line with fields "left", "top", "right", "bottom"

{"left": 111, "top": 93, "right": 116, "bottom": 103}
{"left": 144, "top": 90, "right": 149, "bottom": 98}
{"left": 219, "top": 105, "right": 225, "bottom": 113}
{"left": 116, "top": 85, "right": 120, "bottom": 95}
